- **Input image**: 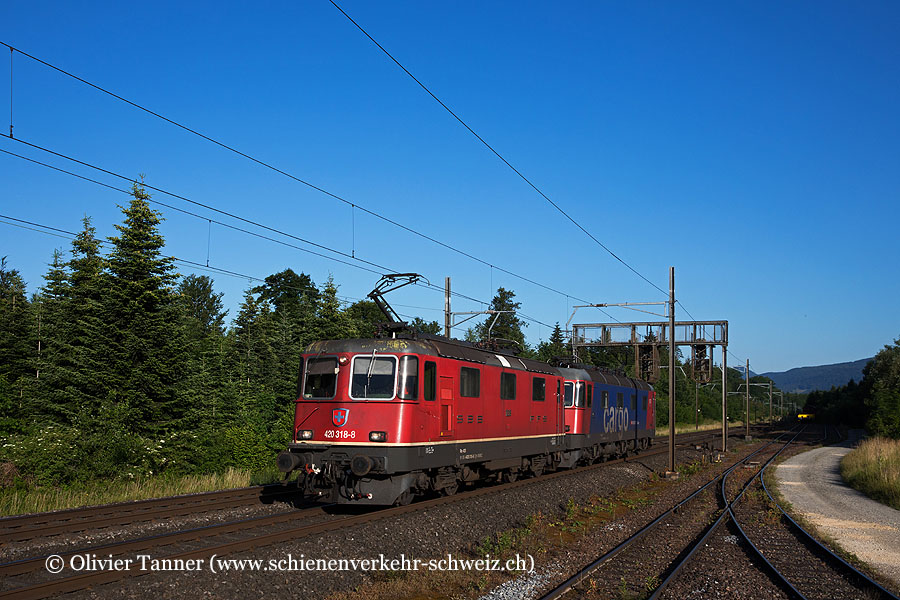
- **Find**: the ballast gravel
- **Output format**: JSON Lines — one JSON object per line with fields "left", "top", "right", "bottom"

{"left": 56, "top": 443, "right": 711, "bottom": 600}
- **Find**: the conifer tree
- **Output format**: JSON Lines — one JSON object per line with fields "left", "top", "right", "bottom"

{"left": 537, "top": 322, "right": 568, "bottom": 362}
{"left": 0, "top": 257, "right": 33, "bottom": 429}
{"left": 0, "top": 257, "right": 32, "bottom": 384}
{"left": 178, "top": 274, "right": 228, "bottom": 337}
{"left": 474, "top": 287, "right": 527, "bottom": 349}
{"left": 104, "top": 182, "right": 186, "bottom": 435}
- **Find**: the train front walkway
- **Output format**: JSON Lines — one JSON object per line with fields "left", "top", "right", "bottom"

{"left": 775, "top": 429, "right": 900, "bottom": 589}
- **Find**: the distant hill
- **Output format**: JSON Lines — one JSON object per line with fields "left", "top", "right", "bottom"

{"left": 761, "top": 358, "right": 872, "bottom": 393}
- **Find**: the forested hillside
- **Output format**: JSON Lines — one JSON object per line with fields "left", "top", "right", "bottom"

{"left": 762, "top": 358, "right": 872, "bottom": 393}
{"left": 803, "top": 340, "right": 900, "bottom": 438}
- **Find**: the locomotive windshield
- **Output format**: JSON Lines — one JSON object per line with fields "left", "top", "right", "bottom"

{"left": 350, "top": 355, "right": 397, "bottom": 400}
{"left": 303, "top": 357, "right": 338, "bottom": 399}
{"left": 564, "top": 381, "right": 586, "bottom": 408}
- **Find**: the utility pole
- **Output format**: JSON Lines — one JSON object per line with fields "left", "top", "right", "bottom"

{"left": 722, "top": 349, "right": 727, "bottom": 453}
{"left": 444, "top": 277, "right": 451, "bottom": 338}
{"left": 695, "top": 382, "right": 699, "bottom": 430}
{"left": 667, "top": 267, "right": 676, "bottom": 477}
{"left": 768, "top": 381, "right": 773, "bottom": 424}
{"left": 745, "top": 359, "right": 751, "bottom": 440}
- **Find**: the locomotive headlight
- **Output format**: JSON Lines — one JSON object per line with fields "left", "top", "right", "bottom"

{"left": 369, "top": 431, "right": 387, "bottom": 442}
{"left": 338, "top": 356, "right": 349, "bottom": 365}
{"left": 297, "top": 429, "right": 314, "bottom": 441}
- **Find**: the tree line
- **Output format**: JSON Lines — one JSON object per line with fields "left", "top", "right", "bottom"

{"left": 803, "top": 339, "right": 900, "bottom": 438}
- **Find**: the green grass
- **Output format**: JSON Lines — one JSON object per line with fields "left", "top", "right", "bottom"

{"left": 656, "top": 420, "right": 740, "bottom": 436}
{"left": 840, "top": 437, "right": 900, "bottom": 510}
{"left": 0, "top": 466, "right": 282, "bottom": 516}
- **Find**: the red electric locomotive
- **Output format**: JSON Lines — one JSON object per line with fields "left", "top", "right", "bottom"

{"left": 276, "top": 273, "right": 655, "bottom": 506}
{"left": 277, "top": 334, "right": 565, "bottom": 505}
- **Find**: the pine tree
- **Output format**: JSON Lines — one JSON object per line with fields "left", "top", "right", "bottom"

{"left": 104, "top": 182, "right": 187, "bottom": 435}
{"left": 537, "top": 322, "right": 568, "bottom": 362}
{"left": 178, "top": 274, "right": 228, "bottom": 337}
{"left": 474, "top": 287, "right": 527, "bottom": 349}
{"left": 0, "top": 257, "right": 33, "bottom": 429}
{"left": 32, "top": 250, "right": 72, "bottom": 423}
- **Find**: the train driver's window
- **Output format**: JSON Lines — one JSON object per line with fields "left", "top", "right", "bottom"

{"left": 564, "top": 382, "right": 574, "bottom": 407}
{"left": 424, "top": 361, "right": 436, "bottom": 401}
{"left": 398, "top": 356, "right": 418, "bottom": 400}
{"left": 303, "top": 356, "right": 338, "bottom": 399}
{"left": 532, "top": 377, "right": 546, "bottom": 401}
{"left": 641, "top": 394, "right": 647, "bottom": 411}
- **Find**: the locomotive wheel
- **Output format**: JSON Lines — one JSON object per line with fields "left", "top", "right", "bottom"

{"left": 441, "top": 482, "right": 459, "bottom": 496}
{"left": 503, "top": 470, "right": 518, "bottom": 483}
{"left": 394, "top": 490, "right": 413, "bottom": 506}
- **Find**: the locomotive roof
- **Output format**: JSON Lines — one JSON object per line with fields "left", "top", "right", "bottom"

{"left": 304, "top": 336, "right": 556, "bottom": 375}
{"left": 557, "top": 365, "right": 654, "bottom": 390}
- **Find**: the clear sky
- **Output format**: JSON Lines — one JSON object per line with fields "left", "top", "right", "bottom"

{"left": 1, "top": 1, "right": 898, "bottom": 373}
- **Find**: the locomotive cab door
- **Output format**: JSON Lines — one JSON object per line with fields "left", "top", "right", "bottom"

{"left": 556, "top": 379, "right": 565, "bottom": 439}
{"left": 439, "top": 376, "right": 454, "bottom": 437}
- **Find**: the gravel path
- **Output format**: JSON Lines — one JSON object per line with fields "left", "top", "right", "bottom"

{"left": 775, "top": 429, "right": 900, "bottom": 588}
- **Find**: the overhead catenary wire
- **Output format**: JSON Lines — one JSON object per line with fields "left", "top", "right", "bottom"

{"left": 0, "top": 135, "right": 609, "bottom": 331}
{"left": 0, "top": 42, "right": 600, "bottom": 311}
{"left": 0, "top": 205, "right": 560, "bottom": 332}
{"left": 327, "top": 1, "right": 669, "bottom": 299}
{"left": 0, "top": 214, "right": 511, "bottom": 338}
{"left": 0, "top": 132, "right": 607, "bottom": 327}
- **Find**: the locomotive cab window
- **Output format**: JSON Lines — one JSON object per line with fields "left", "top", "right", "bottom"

{"left": 641, "top": 394, "right": 647, "bottom": 411}
{"left": 617, "top": 392, "right": 624, "bottom": 408}
{"left": 575, "top": 382, "right": 585, "bottom": 407}
{"left": 398, "top": 356, "right": 418, "bottom": 400}
{"left": 631, "top": 394, "right": 636, "bottom": 410}
{"left": 295, "top": 357, "right": 304, "bottom": 398}
{"left": 564, "top": 382, "right": 574, "bottom": 407}
{"left": 501, "top": 372, "right": 516, "bottom": 400}
{"left": 303, "top": 357, "right": 338, "bottom": 399}
{"left": 586, "top": 384, "right": 593, "bottom": 408}
{"left": 424, "top": 361, "right": 437, "bottom": 401}
{"left": 460, "top": 367, "right": 481, "bottom": 398}
{"left": 349, "top": 355, "right": 397, "bottom": 400}
{"left": 532, "top": 377, "right": 546, "bottom": 402}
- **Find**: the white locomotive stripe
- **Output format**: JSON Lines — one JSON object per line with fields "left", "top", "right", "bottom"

{"left": 293, "top": 433, "right": 559, "bottom": 447}
{"left": 495, "top": 354, "right": 510, "bottom": 368}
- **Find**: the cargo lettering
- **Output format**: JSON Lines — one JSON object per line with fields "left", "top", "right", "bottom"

{"left": 603, "top": 407, "right": 630, "bottom": 433}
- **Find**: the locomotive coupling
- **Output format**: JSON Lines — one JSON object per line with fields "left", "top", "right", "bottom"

{"left": 276, "top": 451, "right": 314, "bottom": 473}
{"left": 350, "top": 454, "right": 374, "bottom": 477}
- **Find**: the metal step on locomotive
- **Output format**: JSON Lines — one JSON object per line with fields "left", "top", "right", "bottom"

{"left": 277, "top": 274, "right": 655, "bottom": 506}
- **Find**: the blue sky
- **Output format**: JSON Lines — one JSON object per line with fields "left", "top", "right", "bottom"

{"left": 1, "top": 1, "right": 898, "bottom": 373}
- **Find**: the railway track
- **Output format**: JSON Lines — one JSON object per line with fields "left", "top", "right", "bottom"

{"left": 0, "top": 484, "right": 296, "bottom": 542}
{"left": 533, "top": 424, "right": 899, "bottom": 600}
{"left": 535, "top": 426, "right": 798, "bottom": 600}
{"left": 0, "top": 427, "right": 736, "bottom": 599}
{"left": 0, "top": 425, "right": 736, "bottom": 544}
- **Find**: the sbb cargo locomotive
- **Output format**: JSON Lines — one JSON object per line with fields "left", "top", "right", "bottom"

{"left": 277, "top": 333, "right": 655, "bottom": 506}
